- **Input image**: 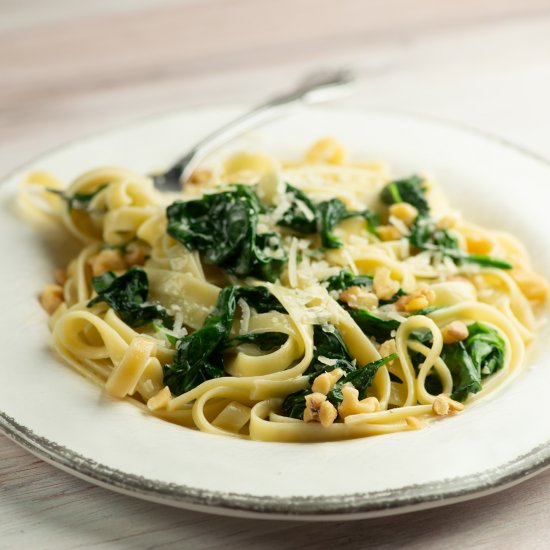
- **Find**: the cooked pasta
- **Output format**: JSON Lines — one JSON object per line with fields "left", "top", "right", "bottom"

{"left": 24, "top": 138, "right": 548, "bottom": 442}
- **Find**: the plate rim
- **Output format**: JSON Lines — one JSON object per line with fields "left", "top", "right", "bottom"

{"left": 2, "top": 409, "right": 549, "bottom": 519}
{"left": 3, "top": 104, "right": 550, "bottom": 519}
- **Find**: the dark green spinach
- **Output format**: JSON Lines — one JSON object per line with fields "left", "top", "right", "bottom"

{"left": 276, "top": 185, "right": 377, "bottom": 248}
{"left": 346, "top": 308, "right": 401, "bottom": 343}
{"left": 163, "top": 284, "right": 287, "bottom": 395}
{"left": 164, "top": 286, "right": 238, "bottom": 396}
{"left": 317, "top": 198, "right": 376, "bottom": 249}
{"left": 49, "top": 184, "right": 108, "bottom": 212}
{"left": 327, "top": 353, "right": 398, "bottom": 406}
{"left": 380, "top": 175, "right": 429, "bottom": 215}
{"left": 281, "top": 389, "right": 310, "bottom": 419}
{"left": 87, "top": 267, "right": 167, "bottom": 327}
{"left": 464, "top": 322, "right": 506, "bottom": 377}
{"left": 305, "top": 324, "right": 357, "bottom": 381}
{"left": 409, "top": 322, "right": 505, "bottom": 402}
{"left": 378, "top": 178, "right": 511, "bottom": 270}
{"left": 276, "top": 184, "right": 317, "bottom": 234}
{"left": 166, "top": 186, "right": 287, "bottom": 282}
{"left": 235, "top": 285, "right": 286, "bottom": 313}
{"left": 325, "top": 269, "right": 373, "bottom": 292}
{"left": 324, "top": 269, "right": 404, "bottom": 342}
{"left": 409, "top": 216, "right": 512, "bottom": 270}
{"left": 228, "top": 332, "right": 288, "bottom": 351}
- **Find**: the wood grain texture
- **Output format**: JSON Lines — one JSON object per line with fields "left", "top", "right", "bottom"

{"left": 2, "top": 1, "right": 550, "bottom": 548}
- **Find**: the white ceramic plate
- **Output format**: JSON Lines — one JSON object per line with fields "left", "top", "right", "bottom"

{"left": 2, "top": 106, "right": 550, "bottom": 521}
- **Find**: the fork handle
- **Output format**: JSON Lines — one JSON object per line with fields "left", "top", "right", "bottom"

{"left": 161, "top": 70, "right": 354, "bottom": 186}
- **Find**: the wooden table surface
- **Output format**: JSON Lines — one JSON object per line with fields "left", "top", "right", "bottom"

{"left": 3, "top": 1, "right": 550, "bottom": 547}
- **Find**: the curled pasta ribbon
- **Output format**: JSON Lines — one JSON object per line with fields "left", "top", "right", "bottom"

{"left": 304, "top": 137, "right": 347, "bottom": 165}
{"left": 474, "top": 269, "right": 536, "bottom": 341}
{"left": 222, "top": 151, "right": 284, "bottom": 205}
{"left": 225, "top": 313, "right": 302, "bottom": 377}
{"left": 106, "top": 336, "right": 157, "bottom": 398}
{"left": 54, "top": 167, "right": 163, "bottom": 243}
{"left": 19, "top": 171, "right": 65, "bottom": 219}
{"left": 192, "top": 386, "right": 255, "bottom": 438}
{"left": 53, "top": 305, "right": 128, "bottom": 363}
{"left": 394, "top": 316, "right": 440, "bottom": 407}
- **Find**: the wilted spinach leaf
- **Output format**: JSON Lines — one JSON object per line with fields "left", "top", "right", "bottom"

{"left": 317, "top": 198, "right": 376, "bottom": 249}
{"left": 49, "top": 183, "right": 108, "bottom": 212}
{"left": 409, "top": 216, "right": 459, "bottom": 253}
{"left": 276, "top": 186, "right": 377, "bottom": 248}
{"left": 276, "top": 184, "right": 317, "bottom": 234}
{"left": 441, "top": 342, "right": 482, "bottom": 402}
{"left": 324, "top": 270, "right": 403, "bottom": 342}
{"left": 282, "top": 389, "right": 310, "bottom": 419}
{"left": 163, "top": 284, "right": 287, "bottom": 395}
{"left": 235, "top": 285, "right": 286, "bottom": 313}
{"left": 325, "top": 269, "right": 373, "bottom": 292}
{"left": 166, "top": 185, "right": 287, "bottom": 282}
{"left": 346, "top": 308, "right": 400, "bottom": 343}
{"left": 409, "top": 322, "right": 505, "bottom": 402}
{"left": 464, "top": 321, "right": 505, "bottom": 377}
{"left": 87, "top": 267, "right": 167, "bottom": 327}
{"left": 327, "top": 353, "right": 398, "bottom": 406}
{"left": 305, "top": 324, "right": 358, "bottom": 381}
{"left": 380, "top": 175, "right": 429, "bottom": 215}
{"left": 228, "top": 332, "right": 288, "bottom": 351}
{"left": 409, "top": 216, "right": 512, "bottom": 270}
{"left": 164, "top": 286, "right": 238, "bottom": 395}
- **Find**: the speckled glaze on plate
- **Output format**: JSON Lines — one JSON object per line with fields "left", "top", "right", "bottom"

{"left": 2, "top": 106, "right": 550, "bottom": 520}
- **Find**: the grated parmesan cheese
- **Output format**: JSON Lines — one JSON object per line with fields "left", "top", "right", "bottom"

{"left": 238, "top": 298, "right": 251, "bottom": 334}
{"left": 318, "top": 356, "right": 338, "bottom": 366}
{"left": 341, "top": 248, "right": 359, "bottom": 275}
{"left": 288, "top": 237, "right": 299, "bottom": 288}
{"left": 294, "top": 198, "right": 316, "bottom": 221}
{"left": 389, "top": 215, "right": 410, "bottom": 236}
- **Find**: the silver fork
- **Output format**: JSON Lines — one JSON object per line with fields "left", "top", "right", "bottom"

{"left": 152, "top": 69, "right": 355, "bottom": 191}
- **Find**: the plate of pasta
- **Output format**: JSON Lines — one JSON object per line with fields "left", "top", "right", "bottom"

{"left": 2, "top": 106, "right": 550, "bottom": 520}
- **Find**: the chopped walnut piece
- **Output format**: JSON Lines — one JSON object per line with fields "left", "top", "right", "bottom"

{"left": 432, "top": 394, "right": 464, "bottom": 416}
{"left": 436, "top": 214, "right": 459, "bottom": 230}
{"left": 318, "top": 400, "right": 338, "bottom": 427}
{"left": 395, "top": 283, "right": 435, "bottom": 312}
{"left": 338, "top": 385, "right": 380, "bottom": 419}
{"left": 389, "top": 202, "right": 418, "bottom": 227}
{"left": 377, "top": 225, "right": 402, "bottom": 242}
{"left": 303, "top": 393, "right": 338, "bottom": 427}
{"left": 432, "top": 396, "right": 450, "bottom": 416}
{"left": 303, "top": 392, "right": 327, "bottom": 423}
{"left": 124, "top": 247, "right": 146, "bottom": 267}
{"left": 464, "top": 233, "right": 493, "bottom": 255}
{"left": 54, "top": 269, "right": 67, "bottom": 285}
{"left": 89, "top": 249, "right": 126, "bottom": 276}
{"left": 312, "top": 368, "right": 345, "bottom": 395}
{"left": 339, "top": 286, "right": 378, "bottom": 310}
{"left": 441, "top": 321, "right": 469, "bottom": 344}
{"left": 511, "top": 268, "right": 549, "bottom": 302}
{"left": 373, "top": 267, "right": 400, "bottom": 301}
{"left": 39, "top": 284, "right": 64, "bottom": 315}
